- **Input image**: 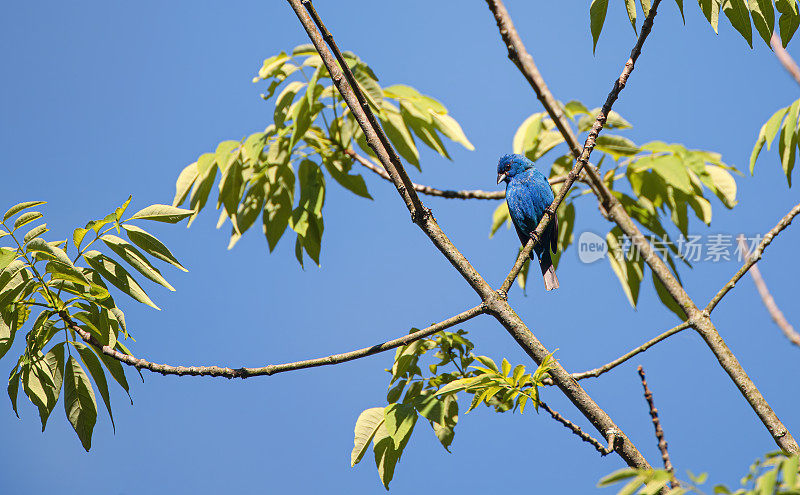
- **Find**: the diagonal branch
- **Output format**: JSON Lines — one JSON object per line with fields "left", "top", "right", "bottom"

{"left": 571, "top": 321, "right": 691, "bottom": 381}
{"left": 706, "top": 202, "right": 800, "bottom": 314}
{"left": 771, "top": 32, "right": 800, "bottom": 87}
{"left": 288, "top": 0, "right": 660, "bottom": 470}
{"left": 346, "top": 148, "right": 570, "bottom": 200}
{"left": 487, "top": 0, "right": 799, "bottom": 454}
{"left": 493, "top": 0, "right": 663, "bottom": 293}
{"left": 637, "top": 366, "right": 677, "bottom": 487}
{"left": 57, "top": 305, "right": 485, "bottom": 378}
{"left": 736, "top": 235, "right": 800, "bottom": 348}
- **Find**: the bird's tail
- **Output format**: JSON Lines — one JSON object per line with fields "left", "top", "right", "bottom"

{"left": 540, "top": 252, "right": 560, "bottom": 291}
{"left": 542, "top": 264, "right": 559, "bottom": 291}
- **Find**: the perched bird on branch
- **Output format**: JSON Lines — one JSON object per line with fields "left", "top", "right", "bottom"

{"left": 497, "top": 154, "right": 559, "bottom": 291}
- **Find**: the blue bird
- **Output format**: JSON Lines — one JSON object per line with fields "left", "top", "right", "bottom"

{"left": 497, "top": 154, "right": 559, "bottom": 291}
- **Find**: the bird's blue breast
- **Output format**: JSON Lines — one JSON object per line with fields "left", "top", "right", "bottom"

{"left": 506, "top": 167, "right": 554, "bottom": 252}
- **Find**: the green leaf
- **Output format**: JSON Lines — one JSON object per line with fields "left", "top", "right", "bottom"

{"left": 93, "top": 345, "right": 130, "bottom": 401}
{"left": 323, "top": 158, "right": 372, "bottom": 199}
{"left": 42, "top": 344, "right": 65, "bottom": 428}
{"left": 23, "top": 224, "right": 48, "bottom": 245}
{"left": 27, "top": 237, "right": 88, "bottom": 284}
{"left": 590, "top": 0, "right": 610, "bottom": 54}
{"left": 430, "top": 112, "right": 474, "bottom": 151}
{"left": 274, "top": 81, "right": 305, "bottom": 128}
{"left": 288, "top": 96, "right": 312, "bottom": 153}
{"left": 625, "top": 0, "right": 638, "bottom": 31}
{"left": 598, "top": 468, "right": 641, "bottom": 486}
{"left": 63, "top": 355, "right": 97, "bottom": 451}
{"left": 263, "top": 165, "right": 295, "bottom": 252}
{"left": 652, "top": 270, "right": 687, "bottom": 320}
{"left": 578, "top": 109, "right": 633, "bottom": 132}
{"left": 74, "top": 342, "right": 115, "bottom": 432}
{"left": 373, "top": 423, "right": 400, "bottom": 490}
{"left": 777, "top": 0, "right": 800, "bottom": 46}
{"left": 14, "top": 211, "right": 43, "bottom": 230}
{"left": 352, "top": 63, "right": 384, "bottom": 112}
{"left": 606, "top": 229, "right": 644, "bottom": 308}
{"left": 490, "top": 202, "right": 511, "bottom": 238}
{"left": 0, "top": 247, "right": 16, "bottom": 271}
{"left": 749, "top": 0, "right": 776, "bottom": 45}
{"left": 8, "top": 368, "right": 21, "bottom": 418}
{"left": 399, "top": 102, "right": 451, "bottom": 159}
{"left": 595, "top": 134, "right": 639, "bottom": 160}
{"left": 751, "top": 106, "right": 789, "bottom": 173}
{"left": 129, "top": 205, "right": 193, "bottom": 224}
{"left": 513, "top": 113, "right": 544, "bottom": 154}
{"left": 351, "top": 407, "right": 385, "bottom": 467}
{"left": 0, "top": 308, "right": 17, "bottom": 359}
{"left": 705, "top": 165, "right": 738, "bottom": 206}
{"left": 73, "top": 228, "right": 89, "bottom": 251}
{"left": 122, "top": 224, "right": 187, "bottom": 272}
{"left": 381, "top": 104, "right": 420, "bottom": 169}
{"left": 100, "top": 235, "right": 175, "bottom": 291}
{"left": 3, "top": 201, "right": 46, "bottom": 222}
{"left": 652, "top": 155, "right": 693, "bottom": 193}
{"left": 723, "top": 0, "right": 753, "bottom": 46}
{"left": 383, "top": 403, "right": 417, "bottom": 452}
{"left": 173, "top": 161, "right": 199, "bottom": 207}
{"left": 699, "top": 0, "right": 722, "bottom": 33}
{"left": 253, "top": 52, "right": 290, "bottom": 82}
{"left": 676, "top": 0, "right": 686, "bottom": 22}
{"left": 218, "top": 158, "right": 245, "bottom": 225}
{"left": 782, "top": 454, "right": 799, "bottom": 487}
{"left": 779, "top": 98, "right": 800, "bottom": 186}
{"left": 22, "top": 351, "right": 58, "bottom": 431}
{"left": 83, "top": 251, "right": 160, "bottom": 310}
{"left": 640, "top": 0, "right": 652, "bottom": 16}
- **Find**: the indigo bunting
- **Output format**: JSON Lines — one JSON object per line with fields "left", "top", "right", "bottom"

{"left": 497, "top": 154, "right": 559, "bottom": 291}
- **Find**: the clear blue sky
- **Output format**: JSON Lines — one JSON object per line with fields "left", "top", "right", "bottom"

{"left": 2, "top": 1, "right": 799, "bottom": 493}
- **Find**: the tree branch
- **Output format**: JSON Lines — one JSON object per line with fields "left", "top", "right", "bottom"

{"left": 570, "top": 321, "right": 691, "bottom": 381}
{"left": 345, "top": 148, "right": 570, "bottom": 200}
{"left": 290, "top": 0, "right": 654, "bottom": 469}
{"left": 735, "top": 235, "right": 800, "bottom": 347}
{"left": 705, "top": 202, "right": 800, "bottom": 314}
{"left": 57, "top": 305, "right": 485, "bottom": 378}
{"left": 487, "top": 0, "right": 799, "bottom": 454}
{"left": 492, "top": 0, "right": 663, "bottom": 293}
{"left": 539, "top": 401, "right": 617, "bottom": 457}
{"left": 771, "top": 32, "right": 800, "bottom": 87}
{"left": 637, "top": 366, "right": 677, "bottom": 487}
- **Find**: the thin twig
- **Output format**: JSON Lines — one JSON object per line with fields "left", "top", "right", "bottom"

{"left": 488, "top": 0, "right": 800, "bottom": 454}
{"left": 539, "top": 401, "right": 616, "bottom": 456}
{"left": 771, "top": 32, "right": 800, "bottom": 87}
{"left": 637, "top": 366, "right": 677, "bottom": 487}
{"left": 736, "top": 235, "right": 800, "bottom": 347}
{"left": 571, "top": 321, "right": 691, "bottom": 381}
{"left": 57, "top": 305, "right": 485, "bottom": 378}
{"left": 493, "top": 0, "right": 664, "bottom": 293}
{"left": 346, "top": 149, "right": 569, "bottom": 200}
{"left": 705, "top": 202, "right": 800, "bottom": 314}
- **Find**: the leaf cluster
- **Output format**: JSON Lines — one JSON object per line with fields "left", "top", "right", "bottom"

{"left": 1, "top": 199, "right": 190, "bottom": 450}
{"left": 350, "top": 330, "right": 553, "bottom": 489}
{"left": 174, "top": 44, "right": 473, "bottom": 266}
{"left": 491, "top": 102, "right": 737, "bottom": 317}
{"left": 751, "top": 97, "right": 800, "bottom": 186}
{"left": 599, "top": 452, "right": 800, "bottom": 495}
{"left": 591, "top": 0, "right": 799, "bottom": 53}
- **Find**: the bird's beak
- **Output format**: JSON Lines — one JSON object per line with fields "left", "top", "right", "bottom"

{"left": 497, "top": 172, "right": 507, "bottom": 185}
